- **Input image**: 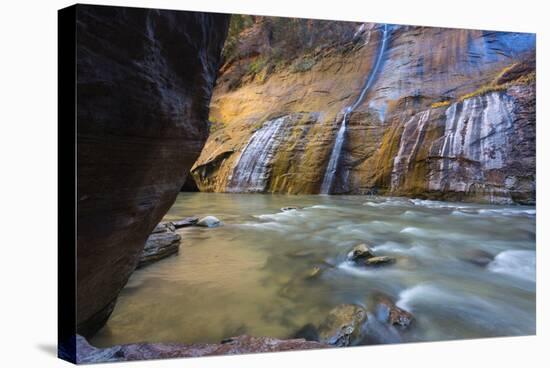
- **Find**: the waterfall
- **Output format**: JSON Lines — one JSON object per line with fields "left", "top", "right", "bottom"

{"left": 227, "top": 116, "right": 287, "bottom": 192}
{"left": 390, "top": 110, "right": 431, "bottom": 190}
{"left": 320, "top": 24, "right": 390, "bottom": 194}
{"left": 428, "top": 92, "right": 516, "bottom": 191}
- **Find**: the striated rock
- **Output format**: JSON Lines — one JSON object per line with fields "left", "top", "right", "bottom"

{"left": 75, "top": 334, "right": 328, "bottom": 363}
{"left": 365, "top": 256, "right": 396, "bottom": 266}
{"left": 318, "top": 304, "right": 367, "bottom": 346}
{"left": 348, "top": 243, "right": 376, "bottom": 261}
{"left": 75, "top": 4, "right": 229, "bottom": 336}
{"left": 152, "top": 222, "right": 176, "bottom": 234}
{"left": 191, "top": 18, "right": 535, "bottom": 204}
{"left": 373, "top": 294, "right": 413, "bottom": 328}
{"left": 138, "top": 232, "right": 181, "bottom": 269}
{"left": 196, "top": 216, "right": 222, "bottom": 228}
{"left": 172, "top": 216, "right": 199, "bottom": 228}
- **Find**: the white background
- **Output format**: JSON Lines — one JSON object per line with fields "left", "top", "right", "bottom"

{"left": 0, "top": 0, "right": 547, "bottom": 366}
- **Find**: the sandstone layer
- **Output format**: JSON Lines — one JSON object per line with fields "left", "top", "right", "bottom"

{"left": 76, "top": 5, "right": 229, "bottom": 336}
{"left": 192, "top": 19, "right": 535, "bottom": 204}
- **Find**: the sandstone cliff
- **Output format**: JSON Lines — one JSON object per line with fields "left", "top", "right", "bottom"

{"left": 76, "top": 5, "right": 229, "bottom": 336}
{"left": 192, "top": 18, "right": 535, "bottom": 204}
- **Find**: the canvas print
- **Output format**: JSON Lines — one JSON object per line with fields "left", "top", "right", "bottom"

{"left": 58, "top": 3, "right": 536, "bottom": 364}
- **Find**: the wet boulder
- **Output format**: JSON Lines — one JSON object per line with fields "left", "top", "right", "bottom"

{"left": 348, "top": 243, "right": 376, "bottom": 261}
{"left": 365, "top": 256, "right": 396, "bottom": 266}
{"left": 373, "top": 294, "right": 413, "bottom": 328}
{"left": 196, "top": 216, "right": 222, "bottom": 228}
{"left": 152, "top": 222, "right": 176, "bottom": 234}
{"left": 281, "top": 206, "right": 300, "bottom": 211}
{"left": 318, "top": 304, "right": 367, "bottom": 346}
{"left": 172, "top": 216, "right": 199, "bottom": 228}
{"left": 138, "top": 232, "right": 181, "bottom": 269}
{"left": 462, "top": 249, "right": 494, "bottom": 267}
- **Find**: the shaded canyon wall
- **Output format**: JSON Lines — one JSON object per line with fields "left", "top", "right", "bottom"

{"left": 76, "top": 5, "right": 229, "bottom": 336}
{"left": 192, "top": 19, "right": 535, "bottom": 204}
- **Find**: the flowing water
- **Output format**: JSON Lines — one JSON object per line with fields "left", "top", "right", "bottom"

{"left": 321, "top": 24, "right": 390, "bottom": 193}
{"left": 227, "top": 116, "right": 288, "bottom": 192}
{"left": 92, "top": 193, "right": 536, "bottom": 348}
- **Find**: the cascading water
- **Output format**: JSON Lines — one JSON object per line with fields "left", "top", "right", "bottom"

{"left": 320, "top": 24, "right": 390, "bottom": 194}
{"left": 227, "top": 116, "right": 288, "bottom": 192}
{"left": 390, "top": 110, "right": 431, "bottom": 190}
{"left": 428, "top": 92, "right": 516, "bottom": 191}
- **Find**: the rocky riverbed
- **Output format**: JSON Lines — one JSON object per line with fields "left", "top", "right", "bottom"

{"left": 91, "top": 193, "right": 535, "bottom": 350}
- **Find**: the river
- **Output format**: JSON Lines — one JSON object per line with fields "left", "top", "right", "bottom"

{"left": 92, "top": 193, "right": 536, "bottom": 347}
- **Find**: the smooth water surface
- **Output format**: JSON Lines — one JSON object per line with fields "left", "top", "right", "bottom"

{"left": 92, "top": 193, "right": 535, "bottom": 347}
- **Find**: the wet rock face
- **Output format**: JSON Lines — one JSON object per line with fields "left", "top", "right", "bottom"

{"left": 76, "top": 4, "right": 229, "bottom": 336}
{"left": 75, "top": 334, "right": 328, "bottom": 363}
{"left": 192, "top": 19, "right": 535, "bottom": 203}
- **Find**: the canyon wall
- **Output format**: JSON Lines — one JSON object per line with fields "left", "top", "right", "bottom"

{"left": 76, "top": 5, "right": 229, "bottom": 336}
{"left": 192, "top": 18, "right": 535, "bottom": 204}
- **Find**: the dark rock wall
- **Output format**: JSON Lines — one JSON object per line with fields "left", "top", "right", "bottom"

{"left": 76, "top": 4, "right": 229, "bottom": 336}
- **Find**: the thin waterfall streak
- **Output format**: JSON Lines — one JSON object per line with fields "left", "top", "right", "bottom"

{"left": 320, "top": 24, "right": 390, "bottom": 194}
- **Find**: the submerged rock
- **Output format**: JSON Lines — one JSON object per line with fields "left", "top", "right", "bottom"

{"left": 138, "top": 232, "right": 181, "bottom": 269}
{"left": 373, "top": 294, "right": 414, "bottom": 328}
{"left": 462, "top": 249, "right": 494, "bottom": 267}
{"left": 348, "top": 243, "right": 376, "bottom": 261}
{"left": 286, "top": 249, "right": 315, "bottom": 258}
{"left": 196, "top": 216, "right": 222, "bottom": 228}
{"left": 281, "top": 206, "right": 300, "bottom": 211}
{"left": 75, "top": 334, "right": 328, "bottom": 363}
{"left": 365, "top": 256, "right": 396, "bottom": 266}
{"left": 172, "top": 216, "right": 199, "bottom": 228}
{"left": 318, "top": 304, "right": 367, "bottom": 346}
{"left": 304, "top": 265, "right": 323, "bottom": 280}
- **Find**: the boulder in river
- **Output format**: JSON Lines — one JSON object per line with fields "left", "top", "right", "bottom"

{"left": 462, "top": 249, "right": 494, "bottom": 267}
{"left": 373, "top": 294, "right": 414, "bottom": 328}
{"left": 138, "top": 232, "right": 181, "bottom": 269}
{"left": 196, "top": 216, "right": 222, "bottom": 228}
{"left": 365, "top": 256, "right": 396, "bottom": 266}
{"left": 172, "top": 216, "right": 199, "bottom": 228}
{"left": 318, "top": 304, "right": 367, "bottom": 346}
{"left": 348, "top": 243, "right": 376, "bottom": 261}
{"left": 281, "top": 206, "right": 300, "bottom": 211}
{"left": 152, "top": 222, "right": 176, "bottom": 234}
